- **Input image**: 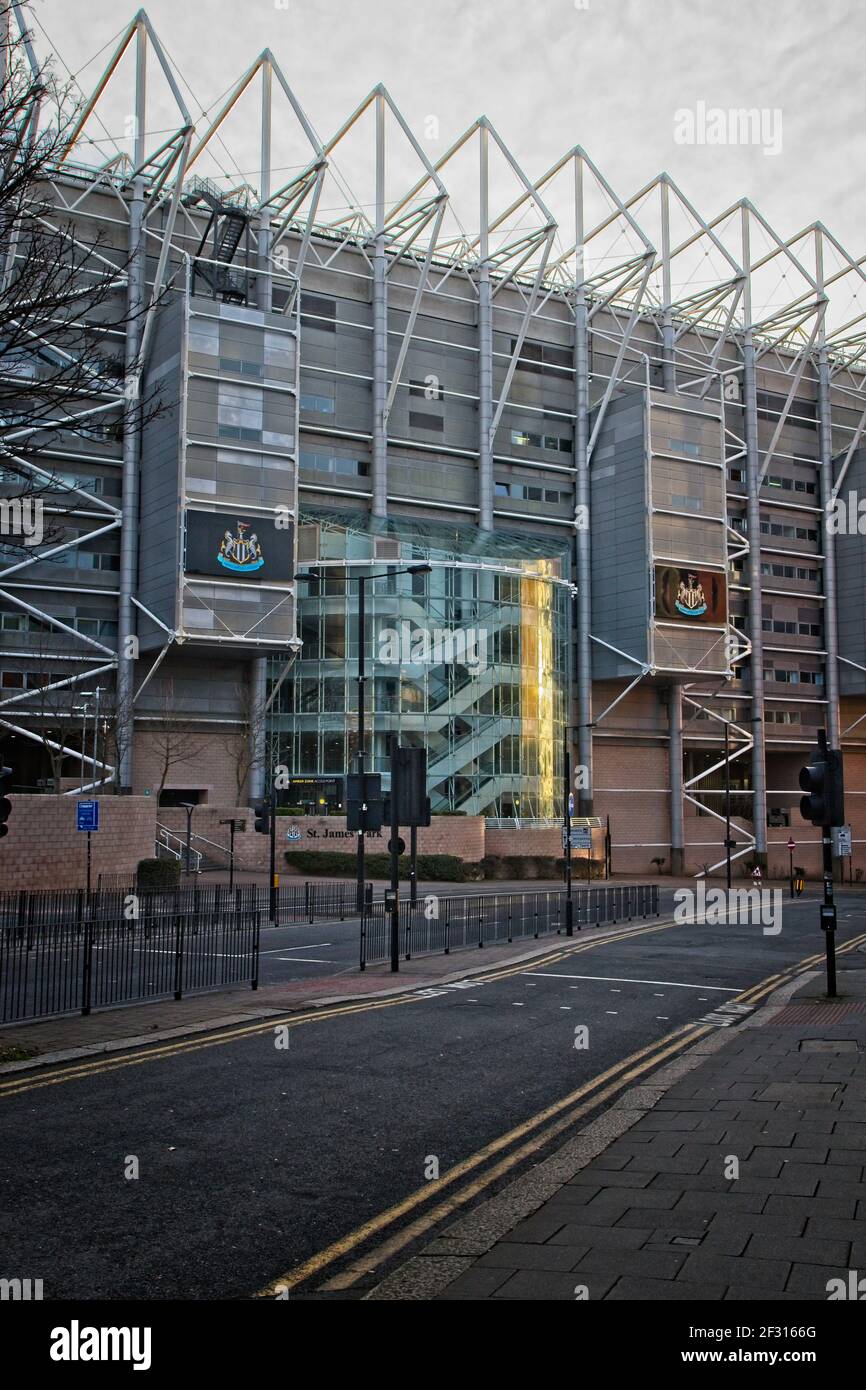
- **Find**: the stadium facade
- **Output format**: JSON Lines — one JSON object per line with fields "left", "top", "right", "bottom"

{"left": 2, "top": 5, "right": 866, "bottom": 875}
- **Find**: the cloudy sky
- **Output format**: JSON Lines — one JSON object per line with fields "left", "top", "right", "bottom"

{"left": 28, "top": 0, "right": 866, "bottom": 261}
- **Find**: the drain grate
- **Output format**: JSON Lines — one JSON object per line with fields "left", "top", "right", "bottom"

{"left": 770, "top": 1000, "right": 866, "bottom": 1025}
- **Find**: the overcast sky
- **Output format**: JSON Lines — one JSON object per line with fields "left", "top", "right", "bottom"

{"left": 29, "top": 0, "right": 866, "bottom": 262}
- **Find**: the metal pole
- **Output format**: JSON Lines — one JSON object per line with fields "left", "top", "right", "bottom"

{"left": 269, "top": 776, "right": 277, "bottom": 923}
{"left": 478, "top": 123, "right": 493, "bottom": 531}
{"left": 410, "top": 824, "right": 418, "bottom": 906}
{"left": 356, "top": 575, "right": 366, "bottom": 911}
{"left": 823, "top": 828, "right": 837, "bottom": 998}
{"left": 116, "top": 19, "right": 147, "bottom": 792}
{"left": 185, "top": 805, "right": 193, "bottom": 876}
{"left": 574, "top": 157, "right": 593, "bottom": 814}
{"left": 371, "top": 92, "right": 387, "bottom": 517}
{"left": 92, "top": 687, "right": 101, "bottom": 789}
{"left": 817, "top": 350, "right": 841, "bottom": 751}
{"left": 389, "top": 735, "right": 400, "bottom": 972}
{"left": 669, "top": 687, "right": 684, "bottom": 875}
{"left": 564, "top": 731, "right": 573, "bottom": 936}
{"left": 789, "top": 844, "right": 794, "bottom": 900}
{"left": 229, "top": 820, "right": 236, "bottom": 894}
{"left": 725, "top": 720, "right": 732, "bottom": 893}
{"left": 80, "top": 701, "right": 89, "bottom": 781}
{"left": 741, "top": 210, "right": 767, "bottom": 861}
{"left": 86, "top": 830, "right": 92, "bottom": 897}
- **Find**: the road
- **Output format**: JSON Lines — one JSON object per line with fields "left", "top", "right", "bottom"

{"left": 1, "top": 890, "right": 863, "bottom": 1300}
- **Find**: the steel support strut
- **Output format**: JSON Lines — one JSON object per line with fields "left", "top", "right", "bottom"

{"left": 116, "top": 18, "right": 147, "bottom": 792}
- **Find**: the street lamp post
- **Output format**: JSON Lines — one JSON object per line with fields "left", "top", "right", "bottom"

{"left": 295, "top": 561, "right": 432, "bottom": 914}
{"left": 179, "top": 802, "right": 195, "bottom": 876}
{"left": 78, "top": 692, "right": 94, "bottom": 789}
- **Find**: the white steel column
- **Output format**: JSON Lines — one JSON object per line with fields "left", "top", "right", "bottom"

{"left": 742, "top": 209, "right": 768, "bottom": 858}
{"left": 116, "top": 17, "right": 147, "bottom": 792}
{"left": 573, "top": 158, "right": 593, "bottom": 811}
{"left": 371, "top": 91, "right": 388, "bottom": 517}
{"left": 816, "top": 237, "right": 841, "bottom": 750}
{"left": 477, "top": 123, "right": 493, "bottom": 531}
{"left": 249, "top": 56, "right": 274, "bottom": 802}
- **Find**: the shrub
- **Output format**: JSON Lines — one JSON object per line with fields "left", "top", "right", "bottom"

{"left": 136, "top": 857, "right": 180, "bottom": 890}
{"left": 283, "top": 850, "right": 468, "bottom": 881}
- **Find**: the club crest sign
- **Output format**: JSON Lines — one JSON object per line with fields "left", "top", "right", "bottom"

{"left": 675, "top": 571, "right": 707, "bottom": 616}
{"left": 184, "top": 509, "right": 294, "bottom": 582}
{"left": 218, "top": 521, "right": 264, "bottom": 574}
{"left": 654, "top": 565, "right": 726, "bottom": 624}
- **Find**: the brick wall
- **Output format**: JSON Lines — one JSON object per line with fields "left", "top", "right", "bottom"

{"left": 133, "top": 731, "right": 245, "bottom": 805}
{"left": 0, "top": 796, "right": 157, "bottom": 890}
{"left": 594, "top": 741, "right": 670, "bottom": 876}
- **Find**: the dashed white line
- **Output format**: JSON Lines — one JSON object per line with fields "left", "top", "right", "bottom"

{"left": 524, "top": 972, "right": 742, "bottom": 992}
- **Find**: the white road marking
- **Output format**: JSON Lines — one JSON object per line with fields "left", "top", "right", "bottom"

{"left": 259, "top": 943, "right": 333, "bottom": 955}
{"left": 275, "top": 956, "right": 333, "bottom": 964}
{"left": 524, "top": 972, "right": 742, "bottom": 992}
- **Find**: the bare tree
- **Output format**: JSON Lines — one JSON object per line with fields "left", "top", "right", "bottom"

{"left": 0, "top": 1, "right": 165, "bottom": 556}
{"left": 218, "top": 677, "right": 268, "bottom": 806}
{"left": 149, "top": 682, "right": 206, "bottom": 804}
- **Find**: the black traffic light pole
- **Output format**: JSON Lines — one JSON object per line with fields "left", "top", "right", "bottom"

{"left": 822, "top": 824, "right": 837, "bottom": 999}
{"left": 799, "top": 729, "right": 842, "bottom": 999}
{"left": 563, "top": 731, "right": 573, "bottom": 937}
{"left": 356, "top": 574, "right": 366, "bottom": 913}
{"left": 389, "top": 734, "right": 401, "bottom": 973}
{"left": 269, "top": 777, "right": 277, "bottom": 923}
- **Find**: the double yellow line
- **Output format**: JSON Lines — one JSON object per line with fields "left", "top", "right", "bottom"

{"left": 256, "top": 928, "right": 866, "bottom": 1297}
{"left": 0, "top": 916, "right": 679, "bottom": 1101}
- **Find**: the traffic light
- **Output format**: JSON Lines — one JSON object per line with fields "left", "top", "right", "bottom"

{"left": 384, "top": 747, "right": 431, "bottom": 827}
{"left": 253, "top": 800, "right": 271, "bottom": 835}
{"left": 0, "top": 766, "right": 11, "bottom": 840}
{"left": 799, "top": 741, "right": 844, "bottom": 827}
{"left": 346, "top": 772, "right": 383, "bottom": 832}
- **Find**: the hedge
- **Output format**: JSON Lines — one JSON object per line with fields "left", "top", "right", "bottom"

{"left": 284, "top": 850, "right": 470, "bottom": 881}
{"left": 136, "top": 857, "right": 181, "bottom": 889}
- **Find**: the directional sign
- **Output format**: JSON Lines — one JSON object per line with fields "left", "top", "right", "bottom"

{"left": 787, "top": 837, "right": 796, "bottom": 850}
{"left": 76, "top": 800, "right": 99, "bottom": 832}
{"left": 563, "top": 826, "right": 592, "bottom": 850}
{"left": 567, "top": 792, "right": 575, "bottom": 817}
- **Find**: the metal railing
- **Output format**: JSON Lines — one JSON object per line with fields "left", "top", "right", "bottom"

{"left": 359, "top": 884, "right": 659, "bottom": 968}
{"left": 155, "top": 825, "right": 203, "bottom": 873}
{"left": 0, "top": 907, "right": 260, "bottom": 1024}
{"left": 0, "top": 881, "right": 372, "bottom": 932}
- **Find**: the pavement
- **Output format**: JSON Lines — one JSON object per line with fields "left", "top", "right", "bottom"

{"left": 364, "top": 958, "right": 866, "bottom": 1301}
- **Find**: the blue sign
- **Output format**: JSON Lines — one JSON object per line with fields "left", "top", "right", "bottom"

{"left": 77, "top": 800, "right": 99, "bottom": 832}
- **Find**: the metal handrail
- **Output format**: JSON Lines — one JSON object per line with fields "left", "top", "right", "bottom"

{"left": 156, "top": 824, "right": 203, "bottom": 872}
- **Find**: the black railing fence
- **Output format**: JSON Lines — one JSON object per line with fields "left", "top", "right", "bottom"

{"left": 0, "top": 907, "right": 260, "bottom": 1024}
{"left": 359, "top": 885, "right": 659, "bottom": 968}
{"left": 0, "top": 880, "right": 368, "bottom": 932}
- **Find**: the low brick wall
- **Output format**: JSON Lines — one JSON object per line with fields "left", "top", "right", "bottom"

{"left": 0, "top": 796, "right": 157, "bottom": 891}
{"left": 486, "top": 824, "right": 605, "bottom": 864}
{"left": 157, "top": 809, "right": 487, "bottom": 872}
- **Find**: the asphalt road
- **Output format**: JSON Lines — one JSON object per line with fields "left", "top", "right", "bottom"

{"left": 1, "top": 890, "right": 863, "bottom": 1300}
